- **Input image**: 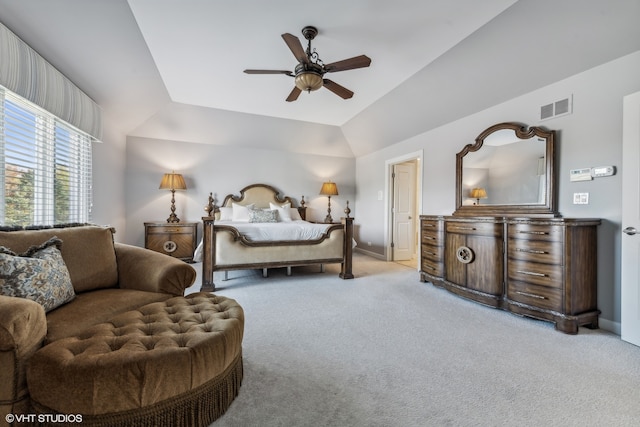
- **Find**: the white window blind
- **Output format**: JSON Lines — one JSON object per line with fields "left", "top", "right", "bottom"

{"left": 1, "top": 87, "right": 92, "bottom": 226}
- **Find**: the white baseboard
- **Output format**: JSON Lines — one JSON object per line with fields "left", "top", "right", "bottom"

{"left": 355, "top": 247, "right": 386, "bottom": 260}
{"left": 598, "top": 318, "right": 621, "bottom": 336}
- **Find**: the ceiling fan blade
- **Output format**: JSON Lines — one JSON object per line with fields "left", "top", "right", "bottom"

{"left": 323, "top": 79, "right": 354, "bottom": 99}
{"left": 281, "top": 33, "right": 309, "bottom": 64}
{"left": 324, "top": 55, "right": 371, "bottom": 73}
{"left": 244, "top": 69, "right": 293, "bottom": 76}
{"left": 286, "top": 86, "right": 302, "bottom": 102}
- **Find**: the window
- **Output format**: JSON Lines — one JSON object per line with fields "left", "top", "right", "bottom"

{"left": 1, "top": 87, "right": 92, "bottom": 226}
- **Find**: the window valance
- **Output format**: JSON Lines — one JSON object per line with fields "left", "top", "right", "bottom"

{"left": 0, "top": 22, "right": 102, "bottom": 141}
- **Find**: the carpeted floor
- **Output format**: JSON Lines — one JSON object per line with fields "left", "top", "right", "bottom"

{"left": 185, "top": 253, "right": 640, "bottom": 427}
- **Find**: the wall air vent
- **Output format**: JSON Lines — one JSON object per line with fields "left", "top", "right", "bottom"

{"left": 540, "top": 95, "right": 573, "bottom": 121}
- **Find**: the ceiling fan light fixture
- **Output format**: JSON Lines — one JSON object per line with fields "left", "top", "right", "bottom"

{"left": 294, "top": 71, "right": 323, "bottom": 92}
{"left": 245, "top": 26, "right": 371, "bottom": 101}
{"left": 294, "top": 63, "right": 324, "bottom": 92}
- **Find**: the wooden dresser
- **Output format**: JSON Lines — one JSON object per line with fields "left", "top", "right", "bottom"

{"left": 420, "top": 215, "right": 600, "bottom": 334}
{"left": 144, "top": 222, "right": 197, "bottom": 262}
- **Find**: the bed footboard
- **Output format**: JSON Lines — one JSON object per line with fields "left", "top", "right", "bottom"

{"left": 201, "top": 217, "right": 354, "bottom": 291}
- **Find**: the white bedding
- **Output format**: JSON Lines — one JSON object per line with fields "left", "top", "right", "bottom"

{"left": 218, "top": 220, "right": 332, "bottom": 241}
{"left": 192, "top": 220, "right": 335, "bottom": 263}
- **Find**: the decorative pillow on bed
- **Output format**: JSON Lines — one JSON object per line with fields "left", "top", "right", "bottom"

{"left": 0, "top": 237, "right": 76, "bottom": 312}
{"left": 249, "top": 209, "right": 278, "bottom": 223}
{"left": 232, "top": 203, "right": 255, "bottom": 222}
{"left": 218, "top": 207, "right": 233, "bottom": 221}
{"left": 290, "top": 208, "right": 303, "bottom": 221}
{"left": 269, "top": 202, "right": 293, "bottom": 222}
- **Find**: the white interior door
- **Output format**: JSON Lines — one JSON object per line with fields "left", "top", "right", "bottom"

{"left": 392, "top": 162, "right": 416, "bottom": 261}
{"left": 621, "top": 90, "right": 640, "bottom": 347}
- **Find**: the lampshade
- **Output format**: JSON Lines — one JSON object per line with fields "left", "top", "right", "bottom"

{"left": 319, "top": 181, "right": 339, "bottom": 196}
{"left": 470, "top": 188, "right": 487, "bottom": 199}
{"left": 159, "top": 172, "right": 187, "bottom": 191}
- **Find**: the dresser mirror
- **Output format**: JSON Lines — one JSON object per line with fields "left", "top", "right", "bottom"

{"left": 454, "top": 122, "right": 557, "bottom": 217}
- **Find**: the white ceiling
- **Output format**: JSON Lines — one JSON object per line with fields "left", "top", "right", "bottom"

{"left": 0, "top": 1, "right": 639, "bottom": 157}
{"left": 126, "top": 0, "right": 517, "bottom": 126}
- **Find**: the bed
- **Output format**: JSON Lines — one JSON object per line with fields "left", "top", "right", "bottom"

{"left": 199, "top": 184, "right": 354, "bottom": 291}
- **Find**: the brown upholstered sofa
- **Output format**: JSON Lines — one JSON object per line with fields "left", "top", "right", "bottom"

{"left": 0, "top": 224, "right": 198, "bottom": 422}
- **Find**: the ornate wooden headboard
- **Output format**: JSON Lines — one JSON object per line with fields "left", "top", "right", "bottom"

{"left": 205, "top": 183, "right": 306, "bottom": 220}
{"left": 221, "top": 184, "right": 298, "bottom": 209}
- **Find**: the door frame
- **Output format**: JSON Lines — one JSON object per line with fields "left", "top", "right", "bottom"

{"left": 385, "top": 150, "right": 423, "bottom": 264}
{"left": 621, "top": 90, "right": 640, "bottom": 346}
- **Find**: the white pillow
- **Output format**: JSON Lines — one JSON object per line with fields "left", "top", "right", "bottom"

{"left": 218, "top": 206, "right": 233, "bottom": 221}
{"left": 269, "top": 202, "right": 292, "bottom": 222}
{"left": 232, "top": 203, "right": 255, "bottom": 222}
{"left": 289, "top": 208, "right": 303, "bottom": 221}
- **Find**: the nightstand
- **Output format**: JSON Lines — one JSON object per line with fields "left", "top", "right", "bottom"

{"left": 144, "top": 222, "right": 197, "bottom": 262}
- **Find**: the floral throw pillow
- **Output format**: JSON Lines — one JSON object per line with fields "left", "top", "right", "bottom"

{"left": 248, "top": 209, "right": 278, "bottom": 223}
{"left": 0, "top": 237, "right": 75, "bottom": 312}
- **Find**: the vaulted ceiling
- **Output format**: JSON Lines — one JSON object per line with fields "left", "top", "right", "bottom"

{"left": 1, "top": 0, "right": 639, "bottom": 157}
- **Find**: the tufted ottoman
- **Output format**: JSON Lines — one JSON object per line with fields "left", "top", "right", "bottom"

{"left": 26, "top": 292, "right": 244, "bottom": 427}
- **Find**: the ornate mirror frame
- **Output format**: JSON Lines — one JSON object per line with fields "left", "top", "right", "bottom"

{"left": 454, "top": 122, "right": 558, "bottom": 217}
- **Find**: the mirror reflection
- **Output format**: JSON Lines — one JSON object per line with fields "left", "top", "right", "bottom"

{"left": 462, "top": 129, "right": 546, "bottom": 206}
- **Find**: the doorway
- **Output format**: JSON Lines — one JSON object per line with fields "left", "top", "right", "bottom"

{"left": 385, "top": 151, "right": 423, "bottom": 269}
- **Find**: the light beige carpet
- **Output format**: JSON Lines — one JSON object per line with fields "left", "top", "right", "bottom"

{"left": 186, "top": 253, "right": 640, "bottom": 427}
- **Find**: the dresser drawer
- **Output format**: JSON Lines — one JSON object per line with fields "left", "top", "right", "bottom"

{"left": 508, "top": 223, "right": 563, "bottom": 242}
{"left": 421, "top": 258, "right": 443, "bottom": 277}
{"left": 421, "top": 218, "right": 443, "bottom": 231}
{"left": 508, "top": 280, "right": 562, "bottom": 312}
{"left": 421, "top": 230, "right": 442, "bottom": 244}
{"left": 446, "top": 221, "right": 502, "bottom": 237}
{"left": 508, "top": 238, "right": 563, "bottom": 264}
{"left": 508, "top": 260, "right": 562, "bottom": 288}
{"left": 421, "top": 243, "right": 443, "bottom": 262}
{"left": 146, "top": 225, "right": 194, "bottom": 235}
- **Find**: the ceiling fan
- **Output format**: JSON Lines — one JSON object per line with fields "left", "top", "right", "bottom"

{"left": 244, "top": 26, "right": 371, "bottom": 102}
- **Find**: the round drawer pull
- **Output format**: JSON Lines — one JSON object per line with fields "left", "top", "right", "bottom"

{"left": 456, "top": 246, "right": 474, "bottom": 264}
{"left": 163, "top": 240, "right": 178, "bottom": 253}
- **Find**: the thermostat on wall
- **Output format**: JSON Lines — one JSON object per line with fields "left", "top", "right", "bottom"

{"left": 570, "top": 168, "right": 592, "bottom": 182}
{"left": 591, "top": 166, "right": 616, "bottom": 178}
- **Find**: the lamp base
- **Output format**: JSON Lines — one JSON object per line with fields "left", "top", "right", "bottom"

{"left": 166, "top": 214, "right": 181, "bottom": 224}
{"left": 324, "top": 195, "right": 333, "bottom": 223}
{"left": 166, "top": 189, "right": 181, "bottom": 223}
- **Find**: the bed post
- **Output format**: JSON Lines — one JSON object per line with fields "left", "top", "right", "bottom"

{"left": 298, "top": 195, "right": 307, "bottom": 220}
{"left": 340, "top": 216, "right": 354, "bottom": 279}
{"left": 201, "top": 216, "right": 216, "bottom": 291}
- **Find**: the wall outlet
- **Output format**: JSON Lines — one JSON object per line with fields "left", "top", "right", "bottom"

{"left": 573, "top": 192, "right": 589, "bottom": 204}
{"left": 367, "top": 241, "right": 372, "bottom": 246}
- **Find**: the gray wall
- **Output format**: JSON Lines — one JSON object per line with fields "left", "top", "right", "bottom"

{"left": 91, "top": 116, "right": 127, "bottom": 234}
{"left": 354, "top": 51, "right": 640, "bottom": 333}
{"left": 122, "top": 137, "right": 356, "bottom": 248}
